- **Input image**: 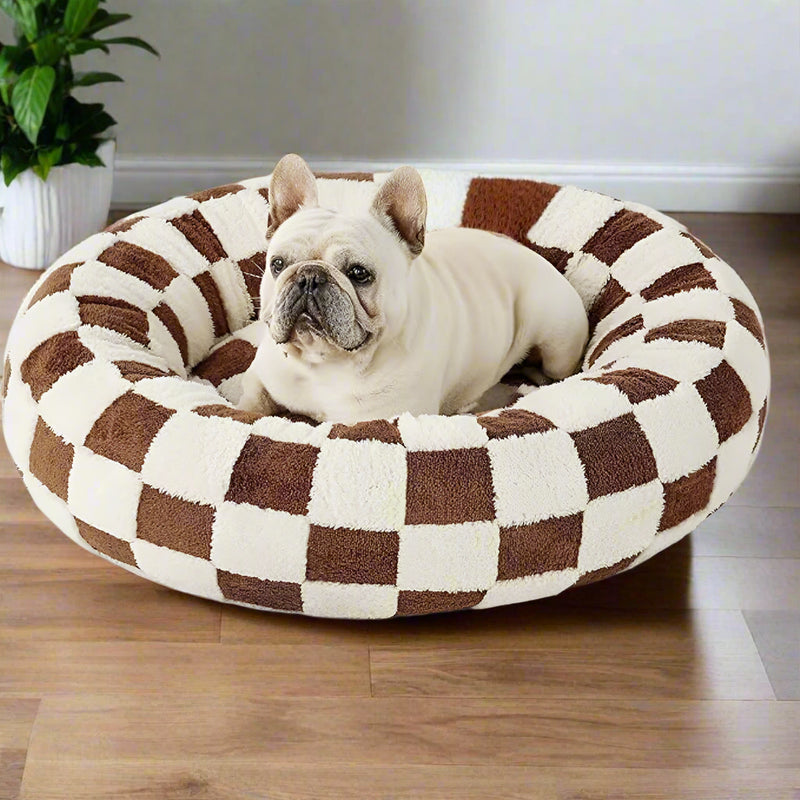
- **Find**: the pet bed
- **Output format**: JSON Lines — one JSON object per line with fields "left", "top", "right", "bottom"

{"left": 1, "top": 171, "right": 769, "bottom": 618}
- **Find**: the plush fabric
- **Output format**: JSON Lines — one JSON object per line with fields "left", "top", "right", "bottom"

{"left": 1, "top": 172, "right": 769, "bottom": 618}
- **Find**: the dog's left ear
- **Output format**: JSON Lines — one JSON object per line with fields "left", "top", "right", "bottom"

{"left": 268, "top": 154, "right": 319, "bottom": 232}
{"left": 370, "top": 166, "right": 427, "bottom": 257}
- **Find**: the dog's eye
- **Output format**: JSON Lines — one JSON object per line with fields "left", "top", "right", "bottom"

{"left": 270, "top": 257, "right": 286, "bottom": 275}
{"left": 347, "top": 264, "right": 373, "bottom": 284}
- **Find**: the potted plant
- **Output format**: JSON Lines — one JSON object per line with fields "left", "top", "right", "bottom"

{"left": 0, "top": 0, "right": 157, "bottom": 269}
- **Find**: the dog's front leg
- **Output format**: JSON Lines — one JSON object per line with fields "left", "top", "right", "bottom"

{"left": 237, "top": 368, "right": 279, "bottom": 415}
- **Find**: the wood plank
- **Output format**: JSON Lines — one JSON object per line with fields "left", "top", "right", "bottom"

{"left": 692, "top": 507, "right": 800, "bottom": 558}
{"left": 18, "top": 763, "right": 800, "bottom": 800}
{"left": 25, "top": 695, "right": 800, "bottom": 769}
{"left": 369, "top": 611, "right": 774, "bottom": 700}
{"left": 0, "top": 477, "right": 47, "bottom": 524}
{"left": 744, "top": 610, "right": 800, "bottom": 701}
{"left": 0, "top": 522, "right": 118, "bottom": 572}
{"left": 0, "top": 642, "right": 370, "bottom": 698}
{"left": 0, "top": 573, "right": 222, "bottom": 642}
{"left": 0, "top": 698, "right": 39, "bottom": 800}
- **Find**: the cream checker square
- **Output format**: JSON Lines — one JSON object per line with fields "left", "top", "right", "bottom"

{"left": 307, "top": 438, "right": 407, "bottom": 531}
{"left": 528, "top": 186, "right": 623, "bottom": 252}
{"left": 141, "top": 411, "right": 251, "bottom": 504}
{"left": 211, "top": 502, "right": 310, "bottom": 583}
{"left": 578, "top": 481, "right": 664, "bottom": 573}
{"left": 67, "top": 447, "right": 142, "bottom": 541}
{"left": 301, "top": 582, "right": 399, "bottom": 619}
{"left": 489, "top": 428, "right": 588, "bottom": 526}
{"left": 397, "top": 521, "right": 499, "bottom": 592}
{"left": 633, "top": 384, "right": 719, "bottom": 483}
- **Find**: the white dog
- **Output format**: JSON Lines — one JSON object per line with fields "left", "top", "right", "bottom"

{"left": 238, "top": 154, "right": 588, "bottom": 423}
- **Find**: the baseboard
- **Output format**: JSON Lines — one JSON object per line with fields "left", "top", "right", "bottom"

{"left": 112, "top": 157, "right": 800, "bottom": 213}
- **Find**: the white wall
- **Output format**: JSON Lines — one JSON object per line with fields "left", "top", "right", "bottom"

{"left": 3, "top": 0, "right": 799, "bottom": 210}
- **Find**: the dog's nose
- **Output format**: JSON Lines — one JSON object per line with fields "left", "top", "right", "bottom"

{"left": 296, "top": 268, "right": 328, "bottom": 293}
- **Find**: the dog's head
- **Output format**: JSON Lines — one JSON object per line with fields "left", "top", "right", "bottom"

{"left": 260, "top": 154, "right": 427, "bottom": 361}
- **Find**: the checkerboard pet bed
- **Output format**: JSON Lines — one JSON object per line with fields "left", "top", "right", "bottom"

{"left": 1, "top": 171, "right": 769, "bottom": 618}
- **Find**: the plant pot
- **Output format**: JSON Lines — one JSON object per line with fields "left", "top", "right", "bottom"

{"left": 0, "top": 139, "right": 115, "bottom": 271}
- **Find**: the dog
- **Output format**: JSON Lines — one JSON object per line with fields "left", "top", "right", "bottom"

{"left": 238, "top": 154, "right": 589, "bottom": 423}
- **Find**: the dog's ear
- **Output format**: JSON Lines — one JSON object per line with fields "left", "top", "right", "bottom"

{"left": 268, "top": 154, "right": 319, "bottom": 232}
{"left": 370, "top": 166, "right": 427, "bottom": 257}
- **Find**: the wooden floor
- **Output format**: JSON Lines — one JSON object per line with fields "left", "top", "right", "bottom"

{"left": 1, "top": 212, "right": 799, "bottom": 799}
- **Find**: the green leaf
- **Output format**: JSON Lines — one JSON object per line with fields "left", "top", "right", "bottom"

{"left": 2, "top": 147, "right": 30, "bottom": 186}
{"left": 64, "top": 0, "right": 99, "bottom": 37}
{"left": 1, "top": 0, "right": 39, "bottom": 40}
{"left": 84, "top": 10, "right": 131, "bottom": 35}
{"left": 66, "top": 38, "right": 109, "bottom": 55}
{"left": 73, "top": 150, "right": 104, "bottom": 167}
{"left": 96, "top": 36, "right": 159, "bottom": 57}
{"left": 33, "top": 143, "right": 63, "bottom": 180}
{"left": 11, "top": 64, "right": 55, "bottom": 144}
{"left": 72, "top": 70, "right": 122, "bottom": 87}
{"left": 31, "top": 32, "right": 65, "bottom": 66}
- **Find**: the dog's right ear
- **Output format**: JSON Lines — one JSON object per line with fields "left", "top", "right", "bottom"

{"left": 268, "top": 154, "right": 319, "bottom": 233}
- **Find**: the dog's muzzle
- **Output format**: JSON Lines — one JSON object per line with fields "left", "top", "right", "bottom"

{"left": 270, "top": 261, "right": 369, "bottom": 350}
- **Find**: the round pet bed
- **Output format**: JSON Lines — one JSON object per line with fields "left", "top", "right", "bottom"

{"left": 1, "top": 171, "right": 769, "bottom": 618}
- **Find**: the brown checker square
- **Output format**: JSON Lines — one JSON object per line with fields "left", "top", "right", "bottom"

{"left": 193, "top": 271, "right": 230, "bottom": 338}
{"left": 644, "top": 319, "right": 726, "bottom": 349}
{"left": 28, "top": 418, "right": 74, "bottom": 501}
{"left": 190, "top": 183, "right": 245, "bottom": 202}
{"left": 640, "top": 262, "right": 716, "bottom": 301}
{"left": 2, "top": 356, "right": 10, "bottom": 400}
{"left": 225, "top": 435, "right": 319, "bottom": 515}
{"left": 238, "top": 253, "right": 267, "bottom": 306}
{"left": 583, "top": 209, "right": 663, "bottom": 266}
{"left": 528, "top": 242, "right": 571, "bottom": 273}
{"left": 461, "top": 178, "right": 561, "bottom": 246}
{"left": 571, "top": 413, "right": 659, "bottom": 500}
{"left": 329, "top": 419, "right": 402, "bottom": 444}
{"left": 680, "top": 230, "right": 715, "bottom": 259}
{"left": 587, "top": 367, "right": 679, "bottom": 404}
{"left": 114, "top": 361, "right": 174, "bottom": 382}
{"left": 306, "top": 525, "right": 399, "bottom": 584}
{"left": 588, "top": 277, "right": 631, "bottom": 331}
{"left": 98, "top": 241, "right": 178, "bottom": 291}
{"left": 587, "top": 315, "right": 644, "bottom": 368}
{"left": 77, "top": 296, "right": 149, "bottom": 346}
{"left": 396, "top": 590, "right": 486, "bottom": 616}
{"left": 27, "top": 262, "right": 80, "bottom": 308}
{"left": 193, "top": 404, "right": 262, "bottom": 424}
{"left": 659, "top": 457, "right": 716, "bottom": 532}
{"left": 152, "top": 302, "right": 189, "bottom": 366}
{"left": 76, "top": 519, "right": 137, "bottom": 567}
{"left": 170, "top": 209, "right": 227, "bottom": 263}
{"left": 20, "top": 331, "right": 94, "bottom": 401}
{"left": 695, "top": 360, "right": 752, "bottom": 444}
{"left": 193, "top": 338, "right": 257, "bottom": 386}
{"left": 477, "top": 409, "right": 555, "bottom": 440}
{"left": 217, "top": 570, "right": 302, "bottom": 612}
{"left": 84, "top": 391, "right": 175, "bottom": 472}
{"left": 405, "top": 447, "right": 495, "bottom": 525}
{"left": 575, "top": 554, "right": 637, "bottom": 587}
{"left": 498, "top": 513, "right": 583, "bottom": 579}
{"left": 755, "top": 400, "right": 768, "bottom": 452}
{"left": 136, "top": 485, "right": 215, "bottom": 559}
{"left": 103, "top": 215, "right": 144, "bottom": 234}
{"left": 731, "top": 298, "right": 765, "bottom": 347}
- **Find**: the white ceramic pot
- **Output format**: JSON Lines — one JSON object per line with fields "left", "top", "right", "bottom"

{"left": 0, "top": 139, "right": 115, "bottom": 270}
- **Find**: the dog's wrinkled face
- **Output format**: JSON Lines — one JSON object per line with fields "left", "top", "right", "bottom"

{"left": 260, "top": 155, "right": 427, "bottom": 362}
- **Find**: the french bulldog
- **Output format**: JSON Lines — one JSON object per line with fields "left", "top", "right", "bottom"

{"left": 238, "top": 154, "right": 589, "bottom": 423}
